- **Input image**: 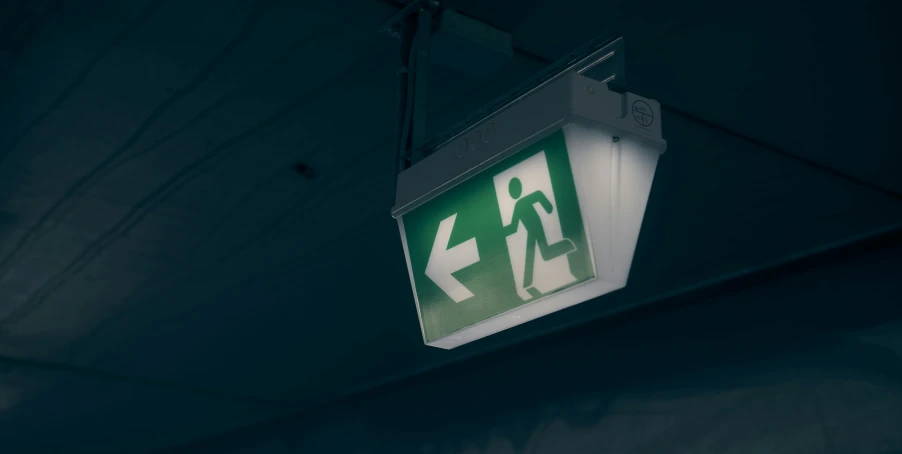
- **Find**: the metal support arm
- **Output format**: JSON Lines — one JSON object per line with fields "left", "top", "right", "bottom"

{"left": 382, "top": 0, "right": 438, "bottom": 182}
{"left": 382, "top": 3, "right": 625, "bottom": 183}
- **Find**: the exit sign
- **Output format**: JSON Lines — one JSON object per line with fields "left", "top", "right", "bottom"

{"left": 393, "top": 73, "right": 666, "bottom": 349}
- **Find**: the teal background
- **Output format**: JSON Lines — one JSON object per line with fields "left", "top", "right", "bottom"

{"left": 403, "top": 130, "right": 596, "bottom": 342}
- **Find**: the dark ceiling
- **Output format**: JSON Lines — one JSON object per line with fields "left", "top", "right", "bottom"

{"left": 0, "top": 0, "right": 900, "bottom": 452}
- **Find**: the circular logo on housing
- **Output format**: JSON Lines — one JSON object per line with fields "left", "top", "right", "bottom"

{"left": 631, "top": 100, "right": 654, "bottom": 127}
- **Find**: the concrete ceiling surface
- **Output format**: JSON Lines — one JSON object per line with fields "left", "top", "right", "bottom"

{"left": 165, "top": 238, "right": 902, "bottom": 453}
{"left": 0, "top": 361, "right": 276, "bottom": 453}
{"left": 0, "top": 0, "right": 900, "bottom": 452}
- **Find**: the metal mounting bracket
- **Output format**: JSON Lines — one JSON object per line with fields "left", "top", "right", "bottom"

{"left": 381, "top": 0, "right": 440, "bottom": 179}
{"left": 378, "top": 0, "right": 436, "bottom": 39}
{"left": 381, "top": 3, "right": 626, "bottom": 182}
{"left": 419, "top": 34, "right": 626, "bottom": 156}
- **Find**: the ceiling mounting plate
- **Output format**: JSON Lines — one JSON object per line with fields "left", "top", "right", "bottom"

{"left": 378, "top": 0, "right": 438, "bottom": 39}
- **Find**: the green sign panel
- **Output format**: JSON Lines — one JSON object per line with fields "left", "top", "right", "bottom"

{"left": 402, "top": 130, "right": 596, "bottom": 342}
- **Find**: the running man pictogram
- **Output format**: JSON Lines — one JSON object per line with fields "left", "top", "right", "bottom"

{"left": 502, "top": 177, "right": 576, "bottom": 297}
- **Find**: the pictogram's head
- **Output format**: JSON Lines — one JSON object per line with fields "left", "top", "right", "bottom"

{"left": 508, "top": 177, "right": 522, "bottom": 199}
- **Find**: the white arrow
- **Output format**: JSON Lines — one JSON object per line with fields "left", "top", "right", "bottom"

{"left": 426, "top": 213, "right": 480, "bottom": 303}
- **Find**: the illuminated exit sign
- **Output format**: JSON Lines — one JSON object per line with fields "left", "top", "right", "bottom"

{"left": 392, "top": 72, "right": 666, "bottom": 349}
